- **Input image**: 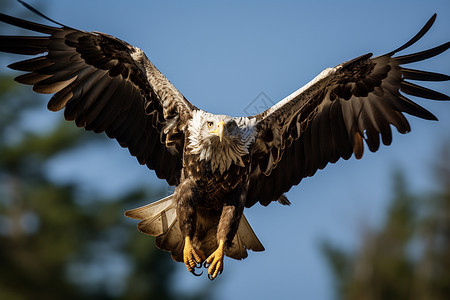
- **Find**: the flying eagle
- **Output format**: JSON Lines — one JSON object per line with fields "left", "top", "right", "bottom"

{"left": 1, "top": 2, "right": 449, "bottom": 280}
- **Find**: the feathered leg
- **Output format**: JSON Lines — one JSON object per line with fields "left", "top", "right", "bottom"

{"left": 205, "top": 184, "right": 246, "bottom": 280}
{"left": 176, "top": 178, "right": 205, "bottom": 274}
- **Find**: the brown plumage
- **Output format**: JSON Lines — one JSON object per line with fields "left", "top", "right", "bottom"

{"left": 0, "top": 2, "right": 449, "bottom": 280}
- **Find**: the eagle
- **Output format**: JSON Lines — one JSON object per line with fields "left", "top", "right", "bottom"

{"left": 1, "top": 2, "right": 449, "bottom": 280}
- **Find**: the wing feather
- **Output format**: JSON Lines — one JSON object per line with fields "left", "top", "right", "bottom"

{"left": 247, "top": 15, "right": 449, "bottom": 207}
{"left": 0, "top": 10, "right": 195, "bottom": 186}
{"left": 401, "top": 68, "right": 450, "bottom": 82}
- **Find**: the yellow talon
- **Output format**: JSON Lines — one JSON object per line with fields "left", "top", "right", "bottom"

{"left": 206, "top": 239, "right": 225, "bottom": 280}
{"left": 183, "top": 236, "right": 204, "bottom": 272}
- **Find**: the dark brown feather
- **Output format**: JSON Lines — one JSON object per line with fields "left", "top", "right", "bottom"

{"left": 8, "top": 56, "right": 54, "bottom": 71}
{"left": 0, "top": 12, "right": 195, "bottom": 187}
{"left": 396, "top": 42, "right": 450, "bottom": 64}
{"left": 400, "top": 81, "right": 450, "bottom": 100}
{"left": 247, "top": 14, "right": 449, "bottom": 207}
{"left": 0, "top": 12, "right": 60, "bottom": 34}
{"left": 401, "top": 68, "right": 450, "bottom": 82}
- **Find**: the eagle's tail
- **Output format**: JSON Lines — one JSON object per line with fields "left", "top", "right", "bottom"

{"left": 124, "top": 194, "right": 184, "bottom": 261}
{"left": 226, "top": 213, "right": 265, "bottom": 260}
{"left": 124, "top": 194, "right": 264, "bottom": 262}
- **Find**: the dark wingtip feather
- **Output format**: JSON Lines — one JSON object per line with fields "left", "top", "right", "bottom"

{"left": 397, "top": 95, "right": 439, "bottom": 121}
{"left": 401, "top": 81, "right": 450, "bottom": 101}
{"left": 388, "top": 14, "right": 437, "bottom": 56}
{"left": 7, "top": 56, "right": 54, "bottom": 71}
{"left": 402, "top": 68, "right": 450, "bottom": 82}
{"left": 277, "top": 194, "right": 291, "bottom": 206}
{"left": 0, "top": 13, "right": 59, "bottom": 34}
{"left": 17, "top": 0, "right": 65, "bottom": 27}
{"left": 396, "top": 42, "right": 450, "bottom": 65}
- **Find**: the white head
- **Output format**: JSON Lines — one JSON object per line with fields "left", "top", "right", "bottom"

{"left": 187, "top": 110, "right": 257, "bottom": 174}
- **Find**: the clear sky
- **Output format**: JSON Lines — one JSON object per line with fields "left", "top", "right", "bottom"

{"left": 3, "top": 0, "right": 450, "bottom": 299}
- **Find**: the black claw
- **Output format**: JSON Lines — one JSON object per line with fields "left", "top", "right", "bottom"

{"left": 207, "top": 269, "right": 223, "bottom": 281}
{"left": 190, "top": 269, "right": 203, "bottom": 277}
{"left": 195, "top": 261, "right": 203, "bottom": 269}
{"left": 203, "top": 261, "right": 210, "bottom": 268}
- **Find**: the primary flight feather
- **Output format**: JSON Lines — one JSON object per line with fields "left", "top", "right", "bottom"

{"left": 0, "top": 2, "right": 449, "bottom": 280}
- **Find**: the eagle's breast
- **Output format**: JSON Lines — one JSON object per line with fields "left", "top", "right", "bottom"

{"left": 182, "top": 147, "right": 251, "bottom": 207}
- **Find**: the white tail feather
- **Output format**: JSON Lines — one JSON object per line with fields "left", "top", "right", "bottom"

{"left": 125, "top": 195, "right": 177, "bottom": 236}
{"left": 124, "top": 195, "right": 174, "bottom": 221}
{"left": 125, "top": 194, "right": 184, "bottom": 261}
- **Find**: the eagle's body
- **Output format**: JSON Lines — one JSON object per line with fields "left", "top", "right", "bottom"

{"left": 160, "top": 112, "right": 262, "bottom": 272}
{"left": 0, "top": 2, "right": 449, "bottom": 280}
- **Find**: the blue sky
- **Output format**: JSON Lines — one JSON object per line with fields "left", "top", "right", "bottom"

{"left": 3, "top": 0, "right": 450, "bottom": 299}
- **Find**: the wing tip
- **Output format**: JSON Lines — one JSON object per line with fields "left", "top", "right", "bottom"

{"left": 388, "top": 13, "right": 439, "bottom": 56}
{"left": 17, "top": 0, "right": 66, "bottom": 27}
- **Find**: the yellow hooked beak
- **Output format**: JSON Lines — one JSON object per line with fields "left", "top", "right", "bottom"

{"left": 209, "top": 121, "right": 225, "bottom": 142}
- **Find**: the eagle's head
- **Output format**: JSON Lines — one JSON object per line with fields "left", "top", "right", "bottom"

{"left": 187, "top": 111, "right": 257, "bottom": 174}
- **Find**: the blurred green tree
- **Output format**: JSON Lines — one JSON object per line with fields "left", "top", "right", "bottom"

{"left": 322, "top": 145, "right": 450, "bottom": 300}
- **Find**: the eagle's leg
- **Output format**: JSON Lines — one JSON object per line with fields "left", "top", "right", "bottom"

{"left": 206, "top": 187, "right": 245, "bottom": 280}
{"left": 176, "top": 178, "right": 205, "bottom": 273}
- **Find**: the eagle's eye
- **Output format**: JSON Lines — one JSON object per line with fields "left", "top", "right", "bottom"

{"left": 207, "top": 121, "right": 214, "bottom": 129}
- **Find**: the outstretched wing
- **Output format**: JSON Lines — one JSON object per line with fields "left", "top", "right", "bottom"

{"left": 247, "top": 14, "right": 450, "bottom": 207}
{"left": 0, "top": 10, "right": 196, "bottom": 185}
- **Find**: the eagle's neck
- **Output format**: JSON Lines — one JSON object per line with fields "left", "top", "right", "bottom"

{"left": 187, "top": 112, "right": 257, "bottom": 175}
{"left": 187, "top": 133, "right": 248, "bottom": 175}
